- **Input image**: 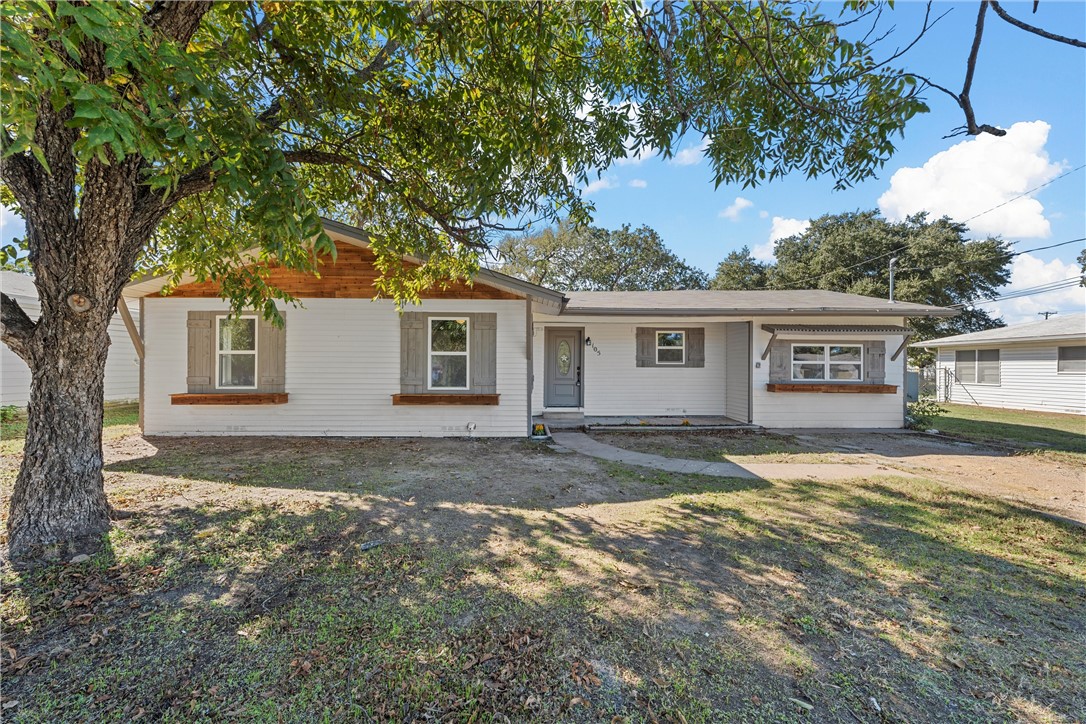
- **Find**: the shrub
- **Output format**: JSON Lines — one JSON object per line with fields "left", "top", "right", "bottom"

{"left": 906, "top": 397, "right": 946, "bottom": 429}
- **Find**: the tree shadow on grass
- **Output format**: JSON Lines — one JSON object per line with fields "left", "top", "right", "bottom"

{"left": 6, "top": 438, "right": 1082, "bottom": 721}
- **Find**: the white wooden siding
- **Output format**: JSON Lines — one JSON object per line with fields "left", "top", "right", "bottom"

{"left": 143, "top": 297, "right": 528, "bottom": 436}
{"left": 935, "top": 344, "right": 1086, "bottom": 415}
{"left": 531, "top": 316, "right": 728, "bottom": 416}
{"left": 1, "top": 273, "right": 140, "bottom": 406}
{"left": 749, "top": 315, "right": 907, "bottom": 428}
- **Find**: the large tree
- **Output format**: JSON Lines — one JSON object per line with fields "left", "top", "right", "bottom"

{"left": 497, "top": 221, "right": 707, "bottom": 291}
{"left": 711, "top": 210, "right": 1013, "bottom": 348}
{"left": 0, "top": 0, "right": 942, "bottom": 560}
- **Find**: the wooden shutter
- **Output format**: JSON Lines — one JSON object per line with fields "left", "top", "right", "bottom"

{"left": 186, "top": 312, "right": 214, "bottom": 393}
{"left": 635, "top": 327, "right": 654, "bottom": 367}
{"left": 768, "top": 339, "right": 790, "bottom": 383}
{"left": 470, "top": 313, "right": 497, "bottom": 394}
{"left": 257, "top": 314, "right": 286, "bottom": 392}
{"left": 685, "top": 328, "right": 705, "bottom": 368}
{"left": 400, "top": 312, "right": 427, "bottom": 393}
{"left": 864, "top": 340, "right": 886, "bottom": 384}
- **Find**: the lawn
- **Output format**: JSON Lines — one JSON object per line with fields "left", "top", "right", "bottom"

{"left": 930, "top": 403, "right": 1086, "bottom": 463}
{"left": 1, "top": 432, "right": 1084, "bottom": 722}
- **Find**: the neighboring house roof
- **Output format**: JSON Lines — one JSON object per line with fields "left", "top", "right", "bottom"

{"left": 1, "top": 270, "right": 38, "bottom": 298}
{"left": 560, "top": 290, "right": 954, "bottom": 317}
{"left": 917, "top": 312, "right": 1086, "bottom": 347}
{"left": 123, "top": 217, "right": 566, "bottom": 308}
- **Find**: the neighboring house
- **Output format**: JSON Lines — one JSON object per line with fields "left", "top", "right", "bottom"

{"left": 919, "top": 314, "right": 1086, "bottom": 415}
{"left": 120, "top": 219, "right": 954, "bottom": 437}
{"left": 1, "top": 270, "right": 141, "bottom": 407}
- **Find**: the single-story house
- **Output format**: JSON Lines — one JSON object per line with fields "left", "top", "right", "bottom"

{"left": 918, "top": 314, "right": 1086, "bottom": 415}
{"left": 1, "top": 270, "right": 141, "bottom": 407}
{"left": 119, "top": 218, "right": 955, "bottom": 436}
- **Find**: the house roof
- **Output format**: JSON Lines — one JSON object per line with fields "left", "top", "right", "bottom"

{"left": 123, "top": 218, "right": 566, "bottom": 308}
{"left": 917, "top": 312, "right": 1086, "bottom": 347}
{"left": 560, "top": 290, "right": 955, "bottom": 317}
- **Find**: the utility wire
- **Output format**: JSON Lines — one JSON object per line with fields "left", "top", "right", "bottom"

{"left": 894, "top": 236, "right": 1086, "bottom": 275}
{"left": 954, "top": 275, "right": 1084, "bottom": 307}
{"left": 959, "top": 164, "right": 1086, "bottom": 224}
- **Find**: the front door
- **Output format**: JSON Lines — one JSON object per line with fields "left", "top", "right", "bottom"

{"left": 545, "top": 329, "right": 582, "bottom": 408}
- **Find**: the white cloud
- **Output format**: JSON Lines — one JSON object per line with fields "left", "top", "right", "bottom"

{"left": 751, "top": 216, "right": 811, "bottom": 262}
{"left": 878, "top": 120, "right": 1063, "bottom": 239}
{"left": 758, "top": 210, "right": 769, "bottom": 219}
{"left": 719, "top": 197, "right": 753, "bottom": 221}
{"left": 986, "top": 253, "right": 1086, "bottom": 325}
{"left": 670, "top": 137, "right": 710, "bottom": 166}
{"left": 628, "top": 178, "right": 648, "bottom": 189}
{"left": 581, "top": 176, "right": 618, "bottom": 195}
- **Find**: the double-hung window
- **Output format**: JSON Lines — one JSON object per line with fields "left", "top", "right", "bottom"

{"left": 791, "top": 344, "right": 863, "bottom": 381}
{"left": 429, "top": 318, "right": 469, "bottom": 389}
{"left": 216, "top": 315, "right": 257, "bottom": 389}
{"left": 656, "top": 331, "right": 685, "bottom": 364}
{"left": 1057, "top": 345, "right": 1086, "bottom": 374}
{"left": 955, "top": 349, "right": 1000, "bottom": 384}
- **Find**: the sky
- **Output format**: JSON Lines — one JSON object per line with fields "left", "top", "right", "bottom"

{"left": 578, "top": 1, "right": 1086, "bottom": 325}
{"left": 2, "top": 2, "right": 1083, "bottom": 325}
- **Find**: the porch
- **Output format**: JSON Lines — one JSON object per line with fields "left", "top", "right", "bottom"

{"left": 534, "top": 413, "right": 758, "bottom": 432}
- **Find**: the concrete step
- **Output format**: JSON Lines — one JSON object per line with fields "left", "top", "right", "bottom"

{"left": 541, "top": 410, "right": 585, "bottom": 422}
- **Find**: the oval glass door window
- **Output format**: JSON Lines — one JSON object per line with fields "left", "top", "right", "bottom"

{"left": 558, "top": 340, "right": 571, "bottom": 375}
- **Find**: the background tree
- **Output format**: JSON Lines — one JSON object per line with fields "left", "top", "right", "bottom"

{"left": 0, "top": 0, "right": 968, "bottom": 560}
{"left": 709, "top": 246, "right": 769, "bottom": 291}
{"left": 497, "top": 222, "right": 707, "bottom": 291}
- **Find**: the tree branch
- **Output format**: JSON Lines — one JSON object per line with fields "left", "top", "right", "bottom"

{"left": 988, "top": 0, "right": 1085, "bottom": 48}
{"left": 1, "top": 291, "right": 37, "bottom": 364}
{"left": 143, "top": 1, "right": 214, "bottom": 46}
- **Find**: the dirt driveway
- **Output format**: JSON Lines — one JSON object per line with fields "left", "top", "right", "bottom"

{"left": 593, "top": 429, "right": 1086, "bottom": 523}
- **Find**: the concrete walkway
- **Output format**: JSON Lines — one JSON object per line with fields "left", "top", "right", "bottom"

{"left": 550, "top": 432, "right": 913, "bottom": 482}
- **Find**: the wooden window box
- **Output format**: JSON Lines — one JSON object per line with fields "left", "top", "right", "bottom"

{"left": 171, "top": 393, "right": 289, "bottom": 405}
{"left": 765, "top": 383, "right": 898, "bottom": 394}
{"left": 392, "top": 394, "right": 500, "bottom": 406}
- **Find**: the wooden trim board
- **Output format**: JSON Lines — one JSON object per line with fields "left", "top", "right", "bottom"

{"left": 392, "top": 394, "right": 500, "bottom": 406}
{"left": 171, "top": 393, "right": 289, "bottom": 405}
{"left": 765, "top": 383, "right": 898, "bottom": 394}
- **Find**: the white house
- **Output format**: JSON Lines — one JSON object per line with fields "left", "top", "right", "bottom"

{"left": 1, "top": 270, "right": 141, "bottom": 407}
{"left": 119, "top": 219, "right": 955, "bottom": 437}
{"left": 920, "top": 314, "right": 1086, "bottom": 415}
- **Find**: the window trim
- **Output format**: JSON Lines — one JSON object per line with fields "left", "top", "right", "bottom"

{"left": 955, "top": 348, "right": 1001, "bottom": 386}
{"left": 790, "top": 343, "right": 864, "bottom": 382}
{"left": 215, "top": 314, "right": 258, "bottom": 390}
{"left": 655, "top": 330, "right": 686, "bottom": 365}
{"left": 1057, "top": 345, "right": 1086, "bottom": 375}
{"left": 427, "top": 316, "right": 470, "bottom": 391}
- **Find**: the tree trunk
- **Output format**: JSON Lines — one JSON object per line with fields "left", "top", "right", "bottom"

{"left": 6, "top": 286, "right": 115, "bottom": 561}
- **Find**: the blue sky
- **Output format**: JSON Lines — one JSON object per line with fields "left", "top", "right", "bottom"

{"left": 581, "top": 1, "right": 1086, "bottom": 324}
{"left": 2, "top": 2, "right": 1083, "bottom": 323}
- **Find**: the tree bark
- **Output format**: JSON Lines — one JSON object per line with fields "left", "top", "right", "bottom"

{"left": 6, "top": 293, "right": 113, "bottom": 560}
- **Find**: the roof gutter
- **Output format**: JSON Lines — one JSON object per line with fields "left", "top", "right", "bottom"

{"left": 561, "top": 307, "right": 956, "bottom": 318}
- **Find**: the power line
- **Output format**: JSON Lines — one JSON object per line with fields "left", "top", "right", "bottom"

{"left": 960, "top": 164, "right": 1086, "bottom": 224}
{"left": 894, "top": 236, "right": 1086, "bottom": 275}
{"left": 955, "top": 275, "right": 1084, "bottom": 307}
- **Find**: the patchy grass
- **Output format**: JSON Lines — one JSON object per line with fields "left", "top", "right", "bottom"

{"left": 0, "top": 403, "right": 139, "bottom": 457}
{"left": 932, "top": 404, "right": 1086, "bottom": 463}
{"left": 594, "top": 430, "right": 853, "bottom": 464}
{"left": 1, "top": 435, "right": 1084, "bottom": 722}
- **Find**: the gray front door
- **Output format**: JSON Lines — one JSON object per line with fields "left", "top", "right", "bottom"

{"left": 545, "top": 329, "right": 582, "bottom": 407}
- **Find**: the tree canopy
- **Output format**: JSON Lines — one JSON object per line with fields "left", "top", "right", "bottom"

{"left": 710, "top": 210, "right": 1014, "bottom": 345}
{"left": 497, "top": 221, "right": 707, "bottom": 291}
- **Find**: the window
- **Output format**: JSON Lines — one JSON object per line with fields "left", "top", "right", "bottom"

{"left": 656, "top": 331, "right": 685, "bottom": 364}
{"left": 429, "top": 317, "right": 469, "bottom": 389}
{"left": 217, "top": 315, "right": 257, "bottom": 389}
{"left": 1058, "top": 345, "right": 1086, "bottom": 374}
{"left": 955, "top": 348, "right": 1000, "bottom": 385}
{"left": 791, "top": 344, "right": 863, "bottom": 381}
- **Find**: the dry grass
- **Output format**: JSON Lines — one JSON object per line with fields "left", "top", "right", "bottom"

{"left": 1, "top": 432, "right": 1083, "bottom": 722}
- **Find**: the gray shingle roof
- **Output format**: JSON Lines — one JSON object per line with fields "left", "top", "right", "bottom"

{"left": 560, "top": 290, "right": 954, "bottom": 317}
{"left": 919, "top": 312, "right": 1086, "bottom": 347}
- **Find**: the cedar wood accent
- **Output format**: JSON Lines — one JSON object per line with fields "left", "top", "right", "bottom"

{"left": 765, "top": 383, "right": 898, "bottom": 394}
{"left": 391, "top": 393, "right": 500, "bottom": 405}
{"left": 171, "top": 393, "right": 289, "bottom": 405}
{"left": 163, "top": 242, "right": 522, "bottom": 300}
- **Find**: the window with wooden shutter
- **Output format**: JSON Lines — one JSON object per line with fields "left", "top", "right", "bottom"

{"left": 635, "top": 328, "right": 705, "bottom": 368}
{"left": 186, "top": 311, "right": 286, "bottom": 394}
{"left": 400, "top": 312, "right": 497, "bottom": 395}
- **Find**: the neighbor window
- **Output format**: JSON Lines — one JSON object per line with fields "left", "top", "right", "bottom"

{"left": 955, "top": 349, "right": 1000, "bottom": 385}
{"left": 656, "top": 331, "right": 685, "bottom": 364}
{"left": 791, "top": 344, "right": 863, "bottom": 381}
{"left": 1058, "top": 345, "right": 1086, "bottom": 374}
{"left": 216, "top": 315, "right": 257, "bottom": 389}
{"left": 429, "top": 318, "right": 469, "bottom": 389}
